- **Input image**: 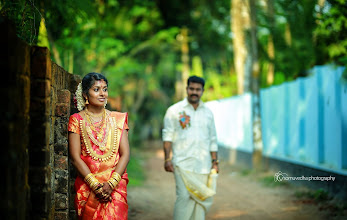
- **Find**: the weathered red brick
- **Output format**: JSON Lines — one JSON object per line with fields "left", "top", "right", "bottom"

{"left": 31, "top": 46, "right": 52, "bottom": 80}
{"left": 55, "top": 103, "right": 70, "bottom": 117}
{"left": 30, "top": 98, "right": 50, "bottom": 115}
{"left": 54, "top": 155, "right": 68, "bottom": 170}
{"left": 54, "top": 143, "right": 68, "bottom": 156}
{"left": 55, "top": 211, "right": 68, "bottom": 220}
{"left": 57, "top": 89, "right": 71, "bottom": 104}
{"left": 55, "top": 193, "right": 68, "bottom": 209}
{"left": 55, "top": 170, "right": 68, "bottom": 193}
{"left": 31, "top": 79, "right": 51, "bottom": 98}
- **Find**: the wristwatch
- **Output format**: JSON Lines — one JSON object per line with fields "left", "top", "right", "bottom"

{"left": 212, "top": 159, "right": 219, "bottom": 164}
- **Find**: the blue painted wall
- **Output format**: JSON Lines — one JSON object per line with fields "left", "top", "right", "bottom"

{"left": 207, "top": 65, "right": 347, "bottom": 175}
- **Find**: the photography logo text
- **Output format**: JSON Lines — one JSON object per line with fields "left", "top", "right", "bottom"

{"left": 274, "top": 171, "right": 335, "bottom": 182}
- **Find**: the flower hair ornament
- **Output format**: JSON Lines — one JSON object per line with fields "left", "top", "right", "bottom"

{"left": 74, "top": 82, "right": 85, "bottom": 111}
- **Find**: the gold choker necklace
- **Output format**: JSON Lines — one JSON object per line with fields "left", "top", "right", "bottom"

{"left": 85, "top": 108, "right": 104, "bottom": 117}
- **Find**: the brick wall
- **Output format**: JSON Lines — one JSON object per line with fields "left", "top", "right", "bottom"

{"left": 2, "top": 18, "right": 80, "bottom": 219}
{"left": 1, "top": 18, "right": 31, "bottom": 220}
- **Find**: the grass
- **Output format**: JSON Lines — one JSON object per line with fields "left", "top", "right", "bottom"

{"left": 259, "top": 175, "right": 290, "bottom": 187}
{"left": 127, "top": 151, "right": 146, "bottom": 187}
{"left": 294, "top": 188, "right": 347, "bottom": 217}
{"left": 294, "top": 188, "right": 330, "bottom": 202}
{"left": 126, "top": 139, "right": 162, "bottom": 187}
{"left": 240, "top": 168, "right": 253, "bottom": 176}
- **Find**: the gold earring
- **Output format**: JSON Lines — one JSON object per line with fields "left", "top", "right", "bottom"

{"left": 86, "top": 99, "right": 89, "bottom": 105}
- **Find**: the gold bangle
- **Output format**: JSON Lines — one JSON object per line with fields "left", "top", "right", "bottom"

{"left": 107, "top": 178, "right": 118, "bottom": 189}
{"left": 95, "top": 187, "right": 103, "bottom": 194}
{"left": 107, "top": 180, "right": 114, "bottom": 189}
{"left": 84, "top": 173, "right": 94, "bottom": 182}
{"left": 165, "top": 158, "right": 172, "bottom": 162}
{"left": 111, "top": 172, "right": 122, "bottom": 183}
{"left": 107, "top": 172, "right": 121, "bottom": 190}
{"left": 84, "top": 173, "right": 101, "bottom": 192}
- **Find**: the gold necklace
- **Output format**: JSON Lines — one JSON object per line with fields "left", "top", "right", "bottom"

{"left": 85, "top": 108, "right": 104, "bottom": 117}
{"left": 86, "top": 123, "right": 109, "bottom": 151}
{"left": 85, "top": 109, "right": 107, "bottom": 141}
{"left": 84, "top": 109, "right": 110, "bottom": 151}
{"left": 85, "top": 108, "right": 106, "bottom": 129}
{"left": 80, "top": 117, "right": 119, "bottom": 162}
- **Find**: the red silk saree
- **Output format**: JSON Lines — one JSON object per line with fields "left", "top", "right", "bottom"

{"left": 68, "top": 111, "right": 129, "bottom": 220}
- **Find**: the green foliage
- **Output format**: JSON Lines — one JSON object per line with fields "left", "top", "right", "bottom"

{"left": 315, "top": 0, "right": 347, "bottom": 64}
{"left": 240, "top": 169, "right": 253, "bottom": 176}
{"left": 339, "top": 56, "right": 347, "bottom": 82}
{"left": 203, "top": 69, "right": 237, "bottom": 101}
{"left": 259, "top": 175, "right": 289, "bottom": 187}
{"left": 3, "top": 0, "right": 346, "bottom": 144}
{"left": 295, "top": 188, "right": 331, "bottom": 202}
{"left": 257, "top": 0, "right": 318, "bottom": 85}
{"left": 191, "top": 56, "right": 204, "bottom": 77}
{"left": 37, "top": 17, "right": 49, "bottom": 48}
{"left": 127, "top": 152, "right": 145, "bottom": 187}
{"left": 0, "top": 0, "right": 42, "bottom": 44}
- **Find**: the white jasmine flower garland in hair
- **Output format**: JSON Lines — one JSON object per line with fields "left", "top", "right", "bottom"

{"left": 75, "top": 82, "right": 85, "bottom": 111}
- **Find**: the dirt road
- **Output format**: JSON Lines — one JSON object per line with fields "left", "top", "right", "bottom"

{"left": 128, "top": 142, "right": 345, "bottom": 220}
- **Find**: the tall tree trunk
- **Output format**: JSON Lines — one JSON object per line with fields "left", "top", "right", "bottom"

{"left": 231, "top": 0, "right": 250, "bottom": 94}
{"left": 68, "top": 50, "right": 74, "bottom": 73}
{"left": 266, "top": 0, "right": 275, "bottom": 86}
{"left": 175, "top": 27, "right": 190, "bottom": 100}
{"left": 249, "top": 0, "right": 263, "bottom": 170}
{"left": 267, "top": 35, "right": 275, "bottom": 85}
{"left": 47, "top": 30, "right": 62, "bottom": 66}
{"left": 285, "top": 23, "right": 292, "bottom": 47}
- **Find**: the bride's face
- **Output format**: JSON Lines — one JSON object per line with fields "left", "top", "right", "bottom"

{"left": 86, "top": 80, "right": 108, "bottom": 107}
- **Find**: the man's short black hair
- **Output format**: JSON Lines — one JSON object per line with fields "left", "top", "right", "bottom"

{"left": 187, "top": 76, "right": 205, "bottom": 88}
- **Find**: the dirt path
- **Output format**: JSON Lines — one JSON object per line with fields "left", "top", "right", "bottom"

{"left": 128, "top": 141, "right": 344, "bottom": 220}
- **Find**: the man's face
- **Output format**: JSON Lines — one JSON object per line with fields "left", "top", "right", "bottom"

{"left": 186, "top": 82, "right": 204, "bottom": 104}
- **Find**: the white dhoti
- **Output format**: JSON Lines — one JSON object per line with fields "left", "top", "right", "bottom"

{"left": 173, "top": 167, "right": 218, "bottom": 220}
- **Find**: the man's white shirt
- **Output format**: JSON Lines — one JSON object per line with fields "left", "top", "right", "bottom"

{"left": 162, "top": 98, "right": 218, "bottom": 174}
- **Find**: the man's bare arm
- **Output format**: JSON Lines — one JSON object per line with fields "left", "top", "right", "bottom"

{"left": 163, "top": 141, "right": 174, "bottom": 172}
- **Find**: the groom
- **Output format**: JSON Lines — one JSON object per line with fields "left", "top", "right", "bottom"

{"left": 162, "top": 75, "right": 219, "bottom": 220}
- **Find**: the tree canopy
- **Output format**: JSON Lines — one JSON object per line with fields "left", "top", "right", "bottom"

{"left": 2, "top": 0, "right": 346, "bottom": 143}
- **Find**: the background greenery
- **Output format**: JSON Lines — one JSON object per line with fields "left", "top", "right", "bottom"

{"left": 1, "top": 0, "right": 346, "bottom": 146}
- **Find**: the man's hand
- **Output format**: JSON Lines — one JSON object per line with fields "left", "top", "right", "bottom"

{"left": 163, "top": 141, "right": 174, "bottom": 172}
{"left": 211, "top": 152, "right": 219, "bottom": 173}
{"left": 212, "top": 163, "right": 219, "bottom": 173}
{"left": 164, "top": 160, "right": 174, "bottom": 172}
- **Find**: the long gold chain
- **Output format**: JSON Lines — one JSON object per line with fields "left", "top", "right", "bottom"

{"left": 85, "top": 109, "right": 107, "bottom": 142}
{"left": 86, "top": 125, "right": 109, "bottom": 151}
{"left": 80, "top": 117, "right": 119, "bottom": 162}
